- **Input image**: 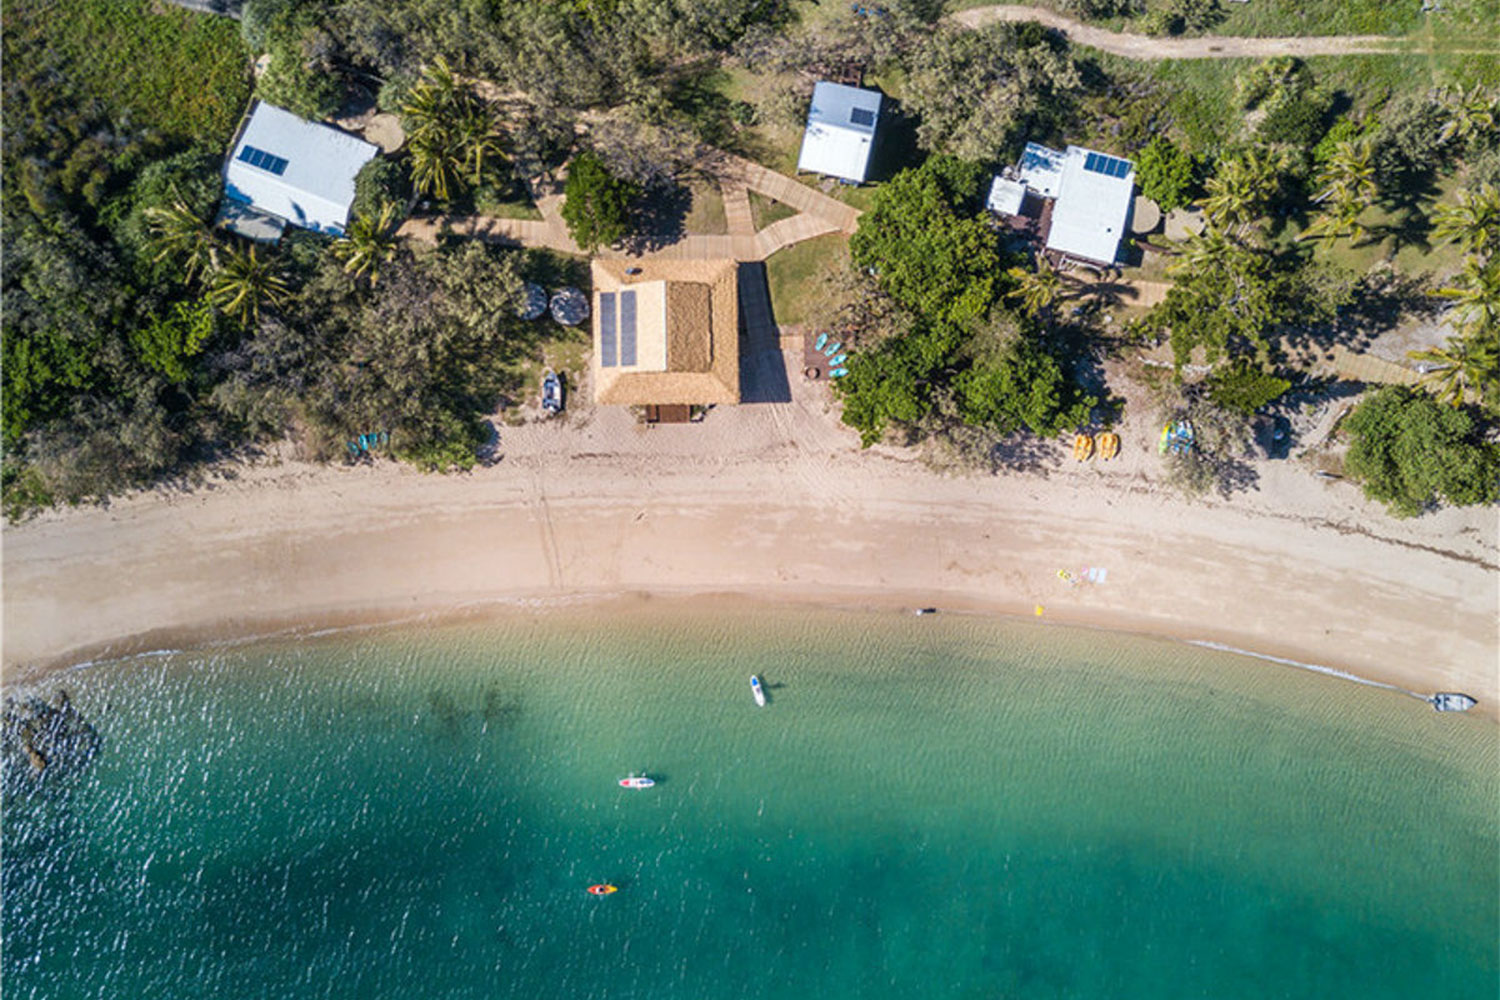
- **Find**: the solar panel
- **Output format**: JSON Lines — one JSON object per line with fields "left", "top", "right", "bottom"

{"left": 237, "top": 144, "right": 289, "bottom": 176}
{"left": 599, "top": 292, "right": 617, "bottom": 367}
{"left": 849, "top": 107, "right": 876, "bottom": 128}
{"left": 619, "top": 290, "right": 637, "bottom": 367}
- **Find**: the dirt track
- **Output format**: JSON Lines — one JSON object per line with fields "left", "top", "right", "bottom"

{"left": 950, "top": 5, "right": 1407, "bottom": 58}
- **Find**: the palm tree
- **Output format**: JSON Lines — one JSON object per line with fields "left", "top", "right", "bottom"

{"left": 144, "top": 189, "right": 219, "bottom": 284}
{"left": 1006, "top": 256, "right": 1064, "bottom": 320}
{"left": 409, "top": 131, "right": 465, "bottom": 201}
{"left": 1439, "top": 86, "right": 1498, "bottom": 147}
{"left": 332, "top": 201, "right": 401, "bottom": 284}
{"left": 209, "top": 243, "right": 290, "bottom": 326}
{"left": 1199, "top": 148, "right": 1282, "bottom": 237}
{"left": 1167, "top": 227, "right": 1236, "bottom": 279}
{"left": 1408, "top": 328, "right": 1500, "bottom": 408}
{"left": 1300, "top": 196, "right": 1368, "bottom": 245}
{"left": 1434, "top": 255, "right": 1500, "bottom": 333}
{"left": 399, "top": 56, "right": 462, "bottom": 142}
{"left": 399, "top": 56, "right": 506, "bottom": 199}
{"left": 1431, "top": 183, "right": 1500, "bottom": 258}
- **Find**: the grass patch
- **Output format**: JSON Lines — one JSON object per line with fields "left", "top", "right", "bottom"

{"left": 750, "top": 190, "right": 798, "bottom": 230}
{"left": 2, "top": 0, "right": 250, "bottom": 147}
{"left": 682, "top": 179, "right": 728, "bottom": 235}
{"left": 765, "top": 232, "right": 851, "bottom": 327}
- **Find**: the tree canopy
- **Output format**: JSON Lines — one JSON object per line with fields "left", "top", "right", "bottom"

{"left": 1343, "top": 387, "right": 1499, "bottom": 517}
{"left": 561, "top": 152, "right": 641, "bottom": 253}
{"left": 849, "top": 157, "right": 1001, "bottom": 329}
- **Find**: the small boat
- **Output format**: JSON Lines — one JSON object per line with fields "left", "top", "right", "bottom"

{"left": 541, "top": 369, "right": 564, "bottom": 415}
{"left": 1097, "top": 432, "right": 1119, "bottom": 460}
{"left": 823, "top": 341, "right": 843, "bottom": 357}
{"left": 587, "top": 884, "right": 618, "bottom": 896}
{"left": 750, "top": 675, "right": 766, "bottom": 707}
{"left": 618, "top": 773, "right": 655, "bottom": 789}
{"left": 830, "top": 367, "right": 849, "bottom": 378}
{"left": 828, "top": 353, "right": 848, "bottom": 366}
{"left": 1432, "top": 692, "right": 1477, "bottom": 712}
{"left": 814, "top": 332, "right": 829, "bottom": 351}
{"left": 1072, "top": 434, "right": 1094, "bottom": 461}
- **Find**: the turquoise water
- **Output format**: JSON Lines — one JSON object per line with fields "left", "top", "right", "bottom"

{"left": 4, "top": 605, "right": 1496, "bottom": 999}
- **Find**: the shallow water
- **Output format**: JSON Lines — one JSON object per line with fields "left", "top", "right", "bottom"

{"left": 4, "top": 605, "right": 1495, "bottom": 999}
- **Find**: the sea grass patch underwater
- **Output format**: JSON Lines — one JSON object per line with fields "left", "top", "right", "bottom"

{"left": 3, "top": 605, "right": 1495, "bottom": 1000}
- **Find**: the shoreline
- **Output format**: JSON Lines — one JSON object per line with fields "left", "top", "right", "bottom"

{"left": 5, "top": 361, "right": 1496, "bottom": 718}
{"left": 0, "top": 585, "right": 1476, "bottom": 718}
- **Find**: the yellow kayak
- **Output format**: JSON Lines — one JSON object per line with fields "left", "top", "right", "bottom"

{"left": 1097, "top": 432, "right": 1119, "bottom": 460}
{"left": 1072, "top": 434, "right": 1094, "bottom": 461}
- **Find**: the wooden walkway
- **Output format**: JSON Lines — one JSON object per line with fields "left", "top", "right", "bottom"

{"left": 399, "top": 153, "right": 860, "bottom": 264}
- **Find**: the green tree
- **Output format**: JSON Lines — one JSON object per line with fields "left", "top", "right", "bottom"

{"left": 1301, "top": 138, "right": 1377, "bottom": 244}
{"left": 1135, "top": 137, "right": 1197, "bottom": 213}
{"left": 1438, "top": 86, "right": 1498, "bottom": 148}
{"left": 1199, "top": 147, "right": 1284, "bottom": 237}
{"left": 1430, "top": 183, "right": 1500, "bottom": 258}
{"left": 834, "top": 326, "right": 958, "bottom": 447}
{"left": 1205, "top": 360, "right": 1291, "bottom": 414}
{"left": 1154, "top": 235, "right": 1341, "bottom": 366}
{"left": 1408, "top": 327, "right": 1500, "bottom": 410}
{"left": 1005, "top": 256, "right": 1064, "bottom": 322}
{"left": 1435, "top": 255, "right": 1500, "bottom": 334}
{"left": 560, "top": 151, "right": 640, "bottom": 253}
{"left": 209, "top": 243, "right": 290, "bottom": 326}
{"left": 903, "top": 24, "right": 1082, "bottom": 162}
{"left": 130, "top": 298, "right": 218, "bottom": 382}
{"left": 954, "top": 337, "right": 1094, "bottom": 436}
{"left": 331, "top": 201, "right": 401, "bottom": 284}
{"left": 1343, "top": 387, "right": 1499, "bottom": 517}
{"left": 400, "top": 57, "right": 505, "bottom": 201}
{"left": 850, "top": 157, "right": 1000, "bottom": 328}
{"left": 144, "top": 190, "right": 221, "bottom": 285}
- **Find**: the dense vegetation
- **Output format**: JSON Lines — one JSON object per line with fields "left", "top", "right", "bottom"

{"left": 1343, "top": 388, "right": 1499, "bottom": 517}
{"left": 835, "top": 158, "right": 1094, "bottom": 449}
{"left": 3, "top": 0, "right": 1499, "bottom": 519}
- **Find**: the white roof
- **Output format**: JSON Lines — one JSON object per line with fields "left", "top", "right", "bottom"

{"left": 986, "top": 177, "right": 1026, "bottom": 215}
{"left": 1018, "top": 142, "right": 1067, "bottom": 198}
{"left": 797, "top": 82, "right": 882, "bottom": 183}
{"left": 1044, "top": 145, "right": 1135, "bottom": 265}
{"left": 224, "top": 101, "right": 380, "bottom": 236}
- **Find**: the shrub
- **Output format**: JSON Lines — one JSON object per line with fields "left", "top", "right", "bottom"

{"left": 560, "top": 151, "right": 641, "bottom": 253}
{"left": 1205, "top": 361, "right": 1291, "bottom": 414}
{"left": 352, "top": 157, "right": 412, "bottom": 221}
{"left": 1135, "top": 137, "right": 1198, "bottom": 212}
{"left": 1343, "top": 387, "right": 1500, "bottom": 517}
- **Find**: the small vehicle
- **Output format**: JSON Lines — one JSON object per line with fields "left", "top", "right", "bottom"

{"left": 541, "top": 369, "right": 564, "bottom": 415}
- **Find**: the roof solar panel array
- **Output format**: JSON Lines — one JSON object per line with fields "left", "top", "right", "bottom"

{"left": 849, "top": 107, "right": 876, "bottom": 128}
{"left": 237, "top": 144, "right": 289, "bottom": 176}
{"left": 599, "top": 292, "right": 618, "bottom": 367}
{"left": 619, "top": 290, "right": 638, "bottom": 367}
{"left": 1083, "top": 151, "right": 1132, "bottom": 179}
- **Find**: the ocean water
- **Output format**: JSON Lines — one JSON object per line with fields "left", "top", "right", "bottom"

{"left": 3, "top": 604, "right": 1495, "bottom": 1000}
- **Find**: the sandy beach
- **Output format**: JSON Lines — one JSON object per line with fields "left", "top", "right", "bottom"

{"left": 4, "top": 346, "right": 1496, "bottom": 710}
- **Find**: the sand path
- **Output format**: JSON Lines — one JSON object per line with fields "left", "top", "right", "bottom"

{"left": 5, "top": 348, "right": 1495, "bottom": 713}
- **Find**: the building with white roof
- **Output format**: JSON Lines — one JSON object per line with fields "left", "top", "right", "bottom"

{"left": 220, "top": 101, "right": 380, "bottom": 241}
{"left": 797, "top": 82, "right": 883, "bottom": 184}
{"left": 989, "top": 141, "right": 1136, "bottom": 267}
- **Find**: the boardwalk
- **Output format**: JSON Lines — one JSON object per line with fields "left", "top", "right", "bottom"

{"left": 399, "top": 153, "right": 860, "bottom": 264}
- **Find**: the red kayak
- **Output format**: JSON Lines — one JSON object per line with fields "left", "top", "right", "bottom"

{"left": 587, "top": 884, "right": 618, "bottom": 896}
